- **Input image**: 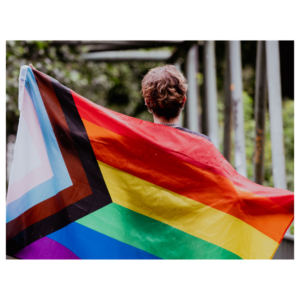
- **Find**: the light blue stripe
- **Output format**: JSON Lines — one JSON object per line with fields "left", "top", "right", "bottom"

{"left": 24, "top": 69, "right": 72, "bottom": 191}
{"left": 7, "top": 178, "right": 55, "bottom": 222}
{"left": 6, "top": 67, "right": 72, "bottom": 223}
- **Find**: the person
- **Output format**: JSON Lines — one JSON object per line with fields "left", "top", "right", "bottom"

{"left": 141, "top": 64, "right": 211, "bottom": 141}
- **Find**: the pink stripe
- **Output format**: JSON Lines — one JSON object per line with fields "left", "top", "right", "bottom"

{"left": 6, "top": 89, "right": 53, "bottom": 204}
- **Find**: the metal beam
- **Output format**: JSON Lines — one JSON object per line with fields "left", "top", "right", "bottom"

{"left": 175, "top": 62, "right": 184, "bottom": 127}
{"left": 228, "top": 41, "right": 247, "bottom": 177}
{"left": 265, "top": 41, "right": 287, "bottom": 189}
{"left": 88, "top": 41, "right": 185, "bottom": 52}
{"left": 253, "top": 41, "right": 267, "bottom": 184}
{"left": 51, "top": 41, "right": 185, "bottom": 53}
{"left": 223, "top": 42, "right": 232, "bottom": 162}
{"left": 52, "top": 40, "right": 184, "bottom": 46}
{"left": 203, "top": 41, "right": 219, "bottom": 149}
{"left": 167, "top": 41, "right": 201, "bottom": 64}
{"left": 186, "top": 44, "right": 200, "bottom": 132}
{"left": 81, "top": 50, "right": 172, "bottom": 61}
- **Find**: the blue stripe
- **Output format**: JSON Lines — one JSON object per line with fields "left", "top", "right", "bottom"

{"left": 47, "top": 222, "right": 160, "bottom": 259}
{"left": 7, "top": 178, "right": 55, "bottom": 222}
{"left": 6, "top": 67, "right": 72, "bottom": 223}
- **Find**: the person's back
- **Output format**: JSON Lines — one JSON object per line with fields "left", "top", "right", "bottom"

{"left": 141, "top": 65, "right": 210, "bottom": 141}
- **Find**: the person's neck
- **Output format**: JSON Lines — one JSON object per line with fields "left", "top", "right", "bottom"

{"left": 153, "top": 114, "right": 180, "bottom": 125}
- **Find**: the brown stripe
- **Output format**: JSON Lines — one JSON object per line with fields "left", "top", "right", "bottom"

{"left": 6, "top": 71, "right": 92, "bottom": 240}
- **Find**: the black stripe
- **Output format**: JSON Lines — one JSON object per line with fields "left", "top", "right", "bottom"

{"left": 51, "top": 80, "right": 112, "bottom": 208}
{"left": 7, "top": 77, "right": 112, "bottom": 256}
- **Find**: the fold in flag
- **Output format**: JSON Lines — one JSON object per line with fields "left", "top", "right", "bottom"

{"left": 6, "top": 66, "right": 294, "bottom": 259}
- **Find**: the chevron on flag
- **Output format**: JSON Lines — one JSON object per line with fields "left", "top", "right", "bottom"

{"left": 6, "top": 65, "right": 294, "bottom": 259}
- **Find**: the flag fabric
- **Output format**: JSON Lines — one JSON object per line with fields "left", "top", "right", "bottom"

{"left": 6, "top": 66, "right": 294, "bottom": 259}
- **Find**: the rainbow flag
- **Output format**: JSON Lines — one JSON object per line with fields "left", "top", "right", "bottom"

{"left": 6, "top": 66, "right": 294, "bottom": 259}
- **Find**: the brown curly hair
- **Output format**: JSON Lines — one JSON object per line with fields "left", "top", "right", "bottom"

{"left": 141, "top": 65, "right": 188, "bottom": 120}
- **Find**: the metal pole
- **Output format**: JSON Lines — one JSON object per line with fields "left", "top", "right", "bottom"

{"left": 82, "top": 50, "right": 172, "bottom": 61}
{"left": 203, "top": 41, "right": 219, "bottom": 149}
{"left": 175, "top": 62, "right": 184, "bottom": 127}
{"left": 228, "top": 41, "right": 247, "bottom": 177}
{"left": 265, "top": 41, "right": 287, "bottom": 189}
{"left": 223, "top": 41, "right": 232, "bottom": 162}
{"left": 253, "top": 41, "right": 267, "bottom": 184}
{"left": 186, "top": 44, "right": 200, "bottom": 132}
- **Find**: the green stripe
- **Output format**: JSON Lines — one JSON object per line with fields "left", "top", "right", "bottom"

{"left": 76, "top": 203, "right": 242, "bottom": 259}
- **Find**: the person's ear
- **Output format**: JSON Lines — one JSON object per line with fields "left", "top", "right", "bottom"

{"left": 182, "top": 96, "right": 187, "bottom": 104}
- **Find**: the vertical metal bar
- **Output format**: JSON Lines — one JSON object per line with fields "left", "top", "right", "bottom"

{"left": 175, "top": 62, "right": 184, "bottom": 127}
{"left": 203, "top": 41, "right": 219, "bottom": 149}
{"left": 253, "top": 41, "right": 267, "bottom": 184}
{"left": 186, "top": 44, "right": 200, "bottom": 132}
{"left": 265, "top": 41, "right": 287, "bottom": 189}
{"left": 223, "top": 41, "right": 232, "bottom": 162}
{"left": 228, "top": 41, "right": 247, "bottom": 177}
{"left": 182, "top": 55, "right": 188, "bottom": 129}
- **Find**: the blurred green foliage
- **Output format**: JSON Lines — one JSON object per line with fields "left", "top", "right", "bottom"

{"left": 216, "top": 90, "right": 294, "bottom": 192}
{"left": 243, "top": 93, "right": 294, "bottom": 192}
{"left": 6, "top": 41, "right": 163, "bottom": 140}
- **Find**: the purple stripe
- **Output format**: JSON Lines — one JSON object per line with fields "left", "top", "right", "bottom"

{"left": 15, "top": 236, "right": 80, "bottom": 259}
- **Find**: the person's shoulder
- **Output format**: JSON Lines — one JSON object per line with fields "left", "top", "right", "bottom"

{"left": 175, "top": 126, "right": 211, "bottom": 142}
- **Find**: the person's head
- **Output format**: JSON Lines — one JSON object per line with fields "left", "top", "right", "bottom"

{"left": 141, "top": 65, "right": 188, "bottom": 121}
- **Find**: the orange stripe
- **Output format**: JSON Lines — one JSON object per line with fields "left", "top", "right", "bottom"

{"left": 72, "top": 90, "right": 293, "bottom": 214}
{"left": 82, "top": 119, "right": 293, "bottom": 243}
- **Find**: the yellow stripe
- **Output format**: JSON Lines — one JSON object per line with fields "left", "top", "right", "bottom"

{"left": 98, "top": 161, "right": 278, "bottom": 259}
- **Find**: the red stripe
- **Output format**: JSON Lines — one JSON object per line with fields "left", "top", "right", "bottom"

{"left": 82, "top": 118, "right": 293, "bottom": 243}
{"left": 72, "top": 91, "right": 294, "bottom": 214}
